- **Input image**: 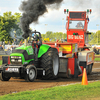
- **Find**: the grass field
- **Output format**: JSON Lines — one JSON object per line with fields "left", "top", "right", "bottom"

{"left": 94, "top": 57, "right": 100, "bottom": 61}
{"left": 0, "top": 81, "right": 100, "bottom": 100}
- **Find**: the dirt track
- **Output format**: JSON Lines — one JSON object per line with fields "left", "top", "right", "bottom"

{"left": 0, "top": 62, "right": 100, "bottom": 95}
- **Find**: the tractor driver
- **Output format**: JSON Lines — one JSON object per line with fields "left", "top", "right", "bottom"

{"left": 32, "top": 33, "right": 42, "bottom": 56}
{"left": 76, "top": 22, "right": 84, "bottom": 29}
{"left": 32, "top": 34, "right": 42, "bottom": 46}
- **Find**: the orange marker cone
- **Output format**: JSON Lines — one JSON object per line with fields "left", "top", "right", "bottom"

{"left": 82, "top": 68, "right": 88, "bottom": 85}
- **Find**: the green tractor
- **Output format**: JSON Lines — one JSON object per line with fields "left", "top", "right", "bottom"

{"left": 0, "top": 30, "right": 59, "bottom": 82}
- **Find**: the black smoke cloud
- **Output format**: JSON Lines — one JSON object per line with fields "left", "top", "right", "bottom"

{"left": 19, "top": 0, "right": 63, "bottom": 39}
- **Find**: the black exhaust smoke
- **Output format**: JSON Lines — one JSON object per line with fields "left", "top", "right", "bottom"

{"left": 19, "top": 0, "right": 63, "bottom": 39}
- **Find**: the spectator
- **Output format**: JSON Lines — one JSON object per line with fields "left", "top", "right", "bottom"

{"left": 19, "top": 41, "right": 23, "bottom": 46}
{"left": 0, "top": 45, "right": 3, "bottom": 50}
{"left": 12, "top": 42, "right": 14, "bottom": 45}
{"left": 2, "top": 45, "right": 4, "bottom": 50}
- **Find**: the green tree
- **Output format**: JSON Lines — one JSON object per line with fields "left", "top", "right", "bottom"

{"left": 45, "top": 31, "right": 53, "bottom": 38}
{"left": 89, "top": 31, "right": 100, "bottom": 45}
{"left": 0, "top": 12, "right": 22, "bottom": 42}
{"left": 41, "top": 31, "right": 67, "bottom": 41}
{"left": 63, "top": 33, "right": 67, "bottom": 39}
{"left": 41, "top": 34, "right": 45, "bottom": 41}
{"left": 88, "top": 32, "right": 95, "bottom": 44}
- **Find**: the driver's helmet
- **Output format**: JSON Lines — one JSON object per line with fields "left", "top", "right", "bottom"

{"left": 32, "top": 33, "right": 39, "bottom": 41}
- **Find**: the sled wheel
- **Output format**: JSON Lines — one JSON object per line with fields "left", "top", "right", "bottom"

{"left": 88, "top": 64, "right": 92, "bottom": 75}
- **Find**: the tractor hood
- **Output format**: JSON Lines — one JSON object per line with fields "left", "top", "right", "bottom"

{"left": 10, "top": 45, "right": 34, "bottom": 64}
{"left": 10, "top": 44, "right": 50, "bottom": 64}
{"left": 15, "top": 45, "right": 34, "bottom": 55}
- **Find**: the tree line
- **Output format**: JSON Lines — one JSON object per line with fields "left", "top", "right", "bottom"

{"left": 41, "top": 31, "right": 67, "bottom": 41}
{"left": 42, "top": 31, "right": 100, "bottom": 45}
{"left": 89, "top": 31, "right": 100, "bottom": 45}
{"left": 0, "top": 11, "right": 100, "bottom": 45}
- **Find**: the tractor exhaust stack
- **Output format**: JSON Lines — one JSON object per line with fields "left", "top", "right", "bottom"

{"left": 24, "top": 39, "right": 27, "bottom": 46}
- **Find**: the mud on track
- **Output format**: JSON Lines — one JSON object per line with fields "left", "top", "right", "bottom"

{"left": 0, "top": 62, "right": 100, "bottom": 95}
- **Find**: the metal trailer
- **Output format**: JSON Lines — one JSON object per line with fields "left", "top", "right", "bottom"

{"left": 43, "top": 9, "right": 95, "bottom": 78}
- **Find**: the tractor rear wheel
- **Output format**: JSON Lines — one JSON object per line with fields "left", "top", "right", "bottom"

{"left": 40, "top": 48, "right": 59, "bottom": 80}
{"left": 25, "top": 65, "right": 37, "bottom": 82}
{"left": 0, "top": 72, "right": 11, "bottom": 81}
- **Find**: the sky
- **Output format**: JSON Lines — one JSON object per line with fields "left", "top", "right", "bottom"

{"left": 0, "top": 0, "right": 100, "bottom": 34}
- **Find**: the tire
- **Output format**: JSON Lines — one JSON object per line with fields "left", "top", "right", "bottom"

{"left": 74, "top": 58, "right": 79, "bottom": 78}
{"left": 25, "top": 65, "right": 37, "bottom": 82}
{"left": 88, "top": 64, "right": 92, "bottom": 75}
{"left": 0, "top": 72, "right": 10, "bottom": 81}
{"left": 40, "top": 48, "right": 59, "bottom": 80}
{"left": 86, "top": 65, "right": 89, "bottom": 75}
{"left": 2, "top": 56, "right": 8, "bottom": 64}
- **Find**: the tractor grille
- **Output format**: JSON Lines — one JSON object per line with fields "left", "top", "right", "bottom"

{"left": 10, "top": 56, "right": 22, "bottom": 65}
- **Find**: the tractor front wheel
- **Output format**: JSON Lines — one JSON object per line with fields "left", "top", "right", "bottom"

{"left": 0, "top": 72, "right": 11, "bottom": 81}
{"left": 25, "top": 65, "right": 37, "bottom": 82}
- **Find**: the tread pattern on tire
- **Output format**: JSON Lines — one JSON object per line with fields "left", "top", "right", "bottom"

{"left": 40, "top": 47, "right": 59, "bottom": 80}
